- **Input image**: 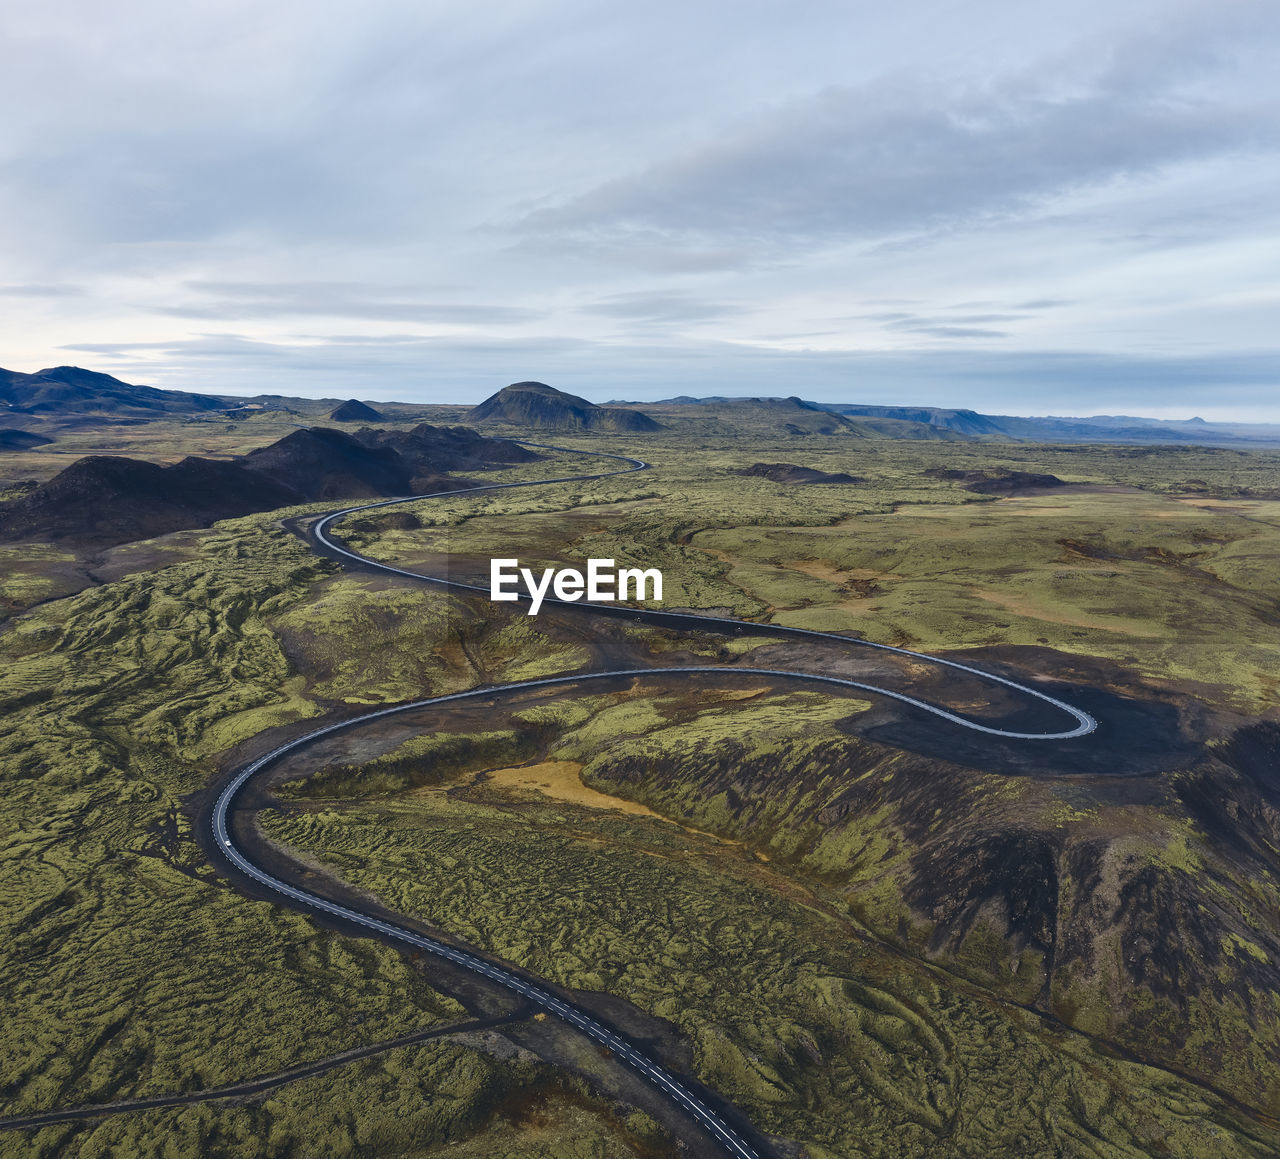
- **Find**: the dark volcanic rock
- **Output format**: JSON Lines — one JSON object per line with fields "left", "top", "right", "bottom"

{"left": 242, "top": 428, "right": 411, "bottom": 500}
{"left": 0, "top": 422, "right": 535, "bottom": 548}
{"left": 329, "top": 399, "right": 385, "bottom": 422}
{"left": 469, "top": 381, "right": 662, "bottom": 432}
{"left": 732, "top": 462, "right": 863, "bottom": 485}
{"left": 926, "top": 467, "right": 1065, "bottom": 494}
{"left": 353, "top": 422, "right": 537, "bottom": 476}
{"left": 0, "top": 455, "right": 299, "bottom": 546}
{"left": 0, "top": 429, "right": 53, "bottom": 451}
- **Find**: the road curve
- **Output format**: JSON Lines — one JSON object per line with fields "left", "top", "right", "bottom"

{"left": 214, "top": 441, "right": 1098, "bottom": 1159}
{"left": 212, "top": 678, "right": 764, "bottom": 1159}
{"left": 312, "top": 441, "right": 1097, "bottom": 741}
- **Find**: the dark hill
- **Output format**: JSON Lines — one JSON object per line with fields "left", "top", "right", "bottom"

{"left": 732, "top": 462, "right": 863, "bottom": 485}
{"left": 0, "top": 424, "right": 537, "bottom": 548}
{"left": 0, "top": 429, "right": 53, "bottom": 451}
{"left": 469, "top": 382, "right": 662, "bottom": 432}
{"left": 0, "top": 456, "right": 299, "bottom": 546}
{"left": 925, "top": 467, "right": 1066, "bottom": 494}
{"left": 243, "top": 428, "right": 411, "bottom": 500}
{"left": 0, "top": 366, "right": 226, "bottom": 417}
{"left": 329, "top": 399, "right": 384, "bottom": 422}
{"left": 355, "top": 423, "right": 537, "bottom": 483}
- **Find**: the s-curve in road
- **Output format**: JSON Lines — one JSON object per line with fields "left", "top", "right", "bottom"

{"left": 311, "top": 441, "right": 1097, "bottom": 741}
{"left": 213, "top": 441, "right": 1098, "bottom": 1158}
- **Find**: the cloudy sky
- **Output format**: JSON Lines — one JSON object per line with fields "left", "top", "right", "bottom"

{"left": 2, "top": 0, "right": 1277, "bottom": 416}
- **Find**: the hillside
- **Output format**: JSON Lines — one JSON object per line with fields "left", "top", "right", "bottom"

{"left": 0, "top": 366, "right": 226, "bottom": 418}
{"left": 355, "top": 422, "right": 538, "bottom": 478}
{"left": 469, "top": 381, "right": 662, "bottom": 432}
{"left": 824, "top": 404, "right": 1008, "bottom": 437}
{"left": 0, "top": 423, "right": 534, "bottom": 548}
{"left": 241, "top": 428, "right": 412, "bottom": 500}
{"left": 0, "top": 455, "right": 300, "bottom": 546}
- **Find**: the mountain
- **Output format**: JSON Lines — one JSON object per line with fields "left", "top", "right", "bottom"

{"left": 0, "top": 366, "right": 226, "bottom": 417}
{"left": 241, "top": 428, "right": 411, "bottom": 500}
{"left": 329, "top": 399, "right": 385, "bottom": 422}
{"left": 469, "top": 382, "right": 662, "bottom": 432}
{"left": 972, "top": 413, "right": 1280, "bottom": 445}
{"left": 0, "top": 424, "right": 536, "bottom": 548}
{"left": 0, "top": 429, "right": 53, "bottom": 452}
{"left": 617, "top": 396, "right": 1280, "bottom": 446}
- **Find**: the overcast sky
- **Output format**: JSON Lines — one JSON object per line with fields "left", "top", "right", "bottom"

{"left": 2, "top": 0, "right": 1277, "bottom": 417}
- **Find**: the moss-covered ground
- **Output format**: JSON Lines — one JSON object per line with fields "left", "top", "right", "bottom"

{"left": 0, "top": 460, "right": 659, "bottom": 1157}
{"left": 261, "top": 683, "right": 1280, "bottom": 1156}
{"left": 3, "top": 431, "right": 1280, "bottom": 1156}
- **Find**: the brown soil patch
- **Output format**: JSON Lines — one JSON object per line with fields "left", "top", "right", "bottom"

{"left": 483, "top": 760, "right": 742, "bottom": 847}
{"left": 714, "top": 688, "right": 770, "bottom": 702}
{"left": 484, "top": 760, "right": 665, "bottom": 820}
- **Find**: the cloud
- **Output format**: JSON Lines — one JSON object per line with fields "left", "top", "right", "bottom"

{"left": 578, "top": 291, "right": 740, "bottom": 324}
{"left": 0, "top": 283, "right": 83, "bottom": 297}
{"left": 514, "top": 8, "right": 1277, "bottom": 254}
{"left": 150, "top": 282, "right": 543, "bottom": 325}
{"left": 894, "top": 325, "right": 1010, "bottom": 339}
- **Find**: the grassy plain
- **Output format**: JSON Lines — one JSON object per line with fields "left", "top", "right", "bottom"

{"left": 350, "top": 436, "right": 1280, "bottom": 711}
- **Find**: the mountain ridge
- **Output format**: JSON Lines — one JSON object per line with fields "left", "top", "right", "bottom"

{"left": 0, "top": 365, "right": 227, "bottom": 417}
{"left": 0, "top": 422, "right": 534, "bottom": 548}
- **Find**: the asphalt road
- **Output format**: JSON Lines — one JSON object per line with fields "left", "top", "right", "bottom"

{"left": 212, "top": 441, "right": 1099, "bottom": 1159}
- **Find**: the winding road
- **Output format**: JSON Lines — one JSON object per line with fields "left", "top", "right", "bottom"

{"left": 212, "top": 441, "right": 1097, "bottom": 1159}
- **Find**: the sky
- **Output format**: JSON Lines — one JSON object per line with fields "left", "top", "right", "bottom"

{"left": 1, "top": 0, "right": 1277, "bottom": 418}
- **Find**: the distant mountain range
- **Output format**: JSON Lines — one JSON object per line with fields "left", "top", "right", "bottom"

{"left": 4, "top": 365, "right": 1279, "bottom": 447}
{"left": 629, "top": 397, "right": 1280, "bottom": 447}
{"left": 627, "top": 395, "right": 965, "bottom": 440}
{"left": 0, "top": 365, "right": 226, "bottom": 417}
